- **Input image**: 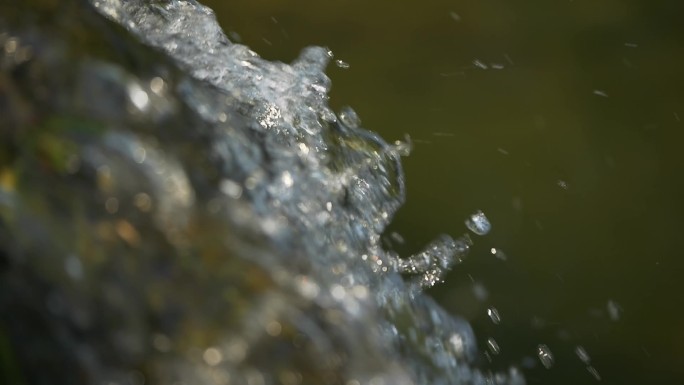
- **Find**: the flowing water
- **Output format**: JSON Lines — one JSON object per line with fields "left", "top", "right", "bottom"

{"left": 1, "top": 1, "right": 520, "bottom": 384}
{"left": 2, "top": 1, "right": 683, "bottom": 385}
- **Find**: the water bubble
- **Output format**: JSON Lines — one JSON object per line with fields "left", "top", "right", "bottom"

{"left": 537, "top": 344, "right": 554, "bottom": 368}
{"left": 487, "top": 306, "right": 501, "bottom": 324}
{"left": 465, "top": 210, "right": 491, "bottom": 235}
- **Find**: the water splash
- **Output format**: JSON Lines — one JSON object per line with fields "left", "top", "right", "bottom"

{"left": 0, "top": 1, "right": 526, "bottom": 384}
{"left": 465, "top": 210, "right": 491, "bottom": 235}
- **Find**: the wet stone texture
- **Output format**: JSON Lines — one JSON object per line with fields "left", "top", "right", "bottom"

{"left": 0, "top": 1, "right": 523, "bottom": 385}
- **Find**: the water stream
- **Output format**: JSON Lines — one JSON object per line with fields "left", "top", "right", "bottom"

{"left": 0, "top": 1, "right": 523, "bottom": 384}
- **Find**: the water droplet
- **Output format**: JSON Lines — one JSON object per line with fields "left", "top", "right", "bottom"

{"left": 607, "top": 300, "right": 621, "bottom": 321}
{"left": 472, "top": 282, "right": 489, "bottom": 301}
{"left": 487, "top": 338, "right": 500, "bottom": 355}
{"left": 152, "top": 333, "right": 172, "bottom": 352}
{"left": 487, "top": 306, "right": 501, "bottom": 324}
{"left": 490, "top": 248, "right": 507, "bottom": 261}
{"left": 133, "top": 192, "right": 152, "bottom": 212}
{"left": 575, "top": 345, "right": 591, "bottom": 364}
{"left": 265, "top": 321, "right": 282, "bottom": 337}
{"left": 537, "top": 344, "right": 554, "bottom": 368}
{"left": 587, "top": 366, "right": 602, "bottom": 381}
{"left": 64, "top": 255, "right": 83, "bottom": 280}
{"left": 389, "top": 231, "right": 405, "bottom": 245}
{"left": 132, "top": 145, "right": 146, "bottom": 164}
{"left": 473, "top": 59, "right": 488, "bottom": 70}
{"left": 335, "top": 59, "right": 350, "bottom": 69}
{"left": 105, "top": 197, "right": 119, "bottom": 213}
{"left": 465, "top": 210, "right": 491, "bottom": 235}
{"left": 330, "top": 284, "right": 346, "bottom": 300}
{"left": 219, "top": 179, "right": 242, "bottom": 199}
{"left": 203, "top": 347, "right": 223, "bottom": 366}
{"left": 128, "top": 82, "right": 149, "bottom": 110}
{"left": 392, "top": 136, "right": 412, "bottom": 156}
{"left": 224, "top": 338, "right": 247, "bottom": 363}
{"left": 149, "top": 76, "right": 165, "bottom": 94}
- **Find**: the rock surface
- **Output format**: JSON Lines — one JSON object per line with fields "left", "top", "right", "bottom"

{"left": 0, "top": 1, "right": 523, "bottom": 384}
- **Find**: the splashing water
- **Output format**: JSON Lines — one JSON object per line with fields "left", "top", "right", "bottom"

{"left": 465, "top": 210, "right": 492, "bottom": 235}
{"left": 0, "top": 1, "right": 525, "bottom": 385}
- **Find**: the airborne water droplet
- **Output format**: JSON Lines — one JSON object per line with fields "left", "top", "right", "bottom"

{"left": 335, "top": 59, "right": 350, "bottom": 69}
{"left": 490, "top": 247, "right": 507, "bottom": 261}
{"left": 587, "top": 366, "right": 602, "bottom": 381}
{"left": 537, "top": 344, "right": 554, "bottom": 368}
{"left": 465, "top": 210, "right": 491, "bottom": 235}
{"left": 607, "top": 300, "right": 622, "bottom": 321}
{"left": 487, "top": 337, "right": 500, "bottom": 355}
{"left": 487, "top": 306, "right": 501, "bottom": 324}
{"left": 575, "top": 345, "right": 591, "bottom": 364}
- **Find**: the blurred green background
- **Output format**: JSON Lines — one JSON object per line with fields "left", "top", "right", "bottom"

{"left": 203, "top": 1, "right": 684, "bottom": 384}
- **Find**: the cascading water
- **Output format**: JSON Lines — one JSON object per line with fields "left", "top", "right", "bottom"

{"left": 0, "top": 1, "right": 524, "bottom": 384}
